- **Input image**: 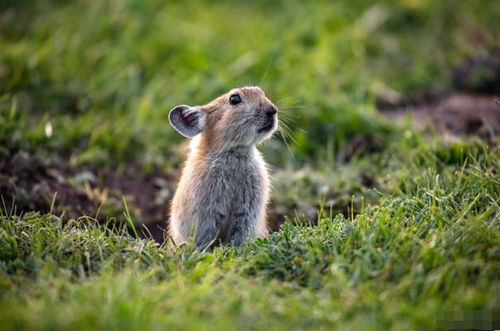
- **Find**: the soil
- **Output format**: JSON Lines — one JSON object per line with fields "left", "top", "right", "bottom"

{"left": 377, "top": 93, "right": 500, "bottom": 143}
{"left": 0, "top": 149, "right": 174, "bottom": 242}
{"left": 377, "top": 53, "right": 500, "bottom": 143}
{"left": 0, "top": 147, "right": 298, "bottom": 242}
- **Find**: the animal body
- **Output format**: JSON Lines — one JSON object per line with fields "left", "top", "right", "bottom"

{"left": 168, "top": 86, "right": 278, "bottom": 249}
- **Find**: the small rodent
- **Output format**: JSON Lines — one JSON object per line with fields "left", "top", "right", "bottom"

{"left": 168, "top": 86, "right": 278, "bottom": 249}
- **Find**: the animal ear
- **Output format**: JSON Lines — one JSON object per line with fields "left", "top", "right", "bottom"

{"left": 169, "top": 105, "right": 203, "bottom": 137}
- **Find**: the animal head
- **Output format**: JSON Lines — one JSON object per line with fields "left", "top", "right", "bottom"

{"left": 169, "top": 86, "right": 278, "bottom": 149}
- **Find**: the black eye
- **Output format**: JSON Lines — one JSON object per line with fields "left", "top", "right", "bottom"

{"left": 229, "top": 94, "right": 242, "bottom": 105}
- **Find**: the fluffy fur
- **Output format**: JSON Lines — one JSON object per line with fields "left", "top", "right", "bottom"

{"left": 168, "top": 86, "right": 278, "bottom": 249}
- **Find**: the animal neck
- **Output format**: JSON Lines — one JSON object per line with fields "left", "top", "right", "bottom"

{"left": 191, "top": 134, "right": 255, "bottom": 160}
{"left": 211, "top": 145, "right": 253, "bottom": 159}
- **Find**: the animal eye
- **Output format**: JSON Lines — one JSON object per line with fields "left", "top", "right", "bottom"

{"left": 229, "top": 94, "right": 242, "bottom": 105}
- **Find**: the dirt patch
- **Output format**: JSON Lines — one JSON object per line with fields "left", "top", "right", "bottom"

{"left": 377, "top": 53, "right": 500, "bottom": 142}
{"left": 1, "top": 148, "right": 326, "bottom": 242}
{"left": 0, "top": 149, "right": 175, "bottom": 242}
{"left": 378, "top": 93, "right": 500, "bottom": 143}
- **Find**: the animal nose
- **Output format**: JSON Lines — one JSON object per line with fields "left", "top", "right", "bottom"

{"left": 265, "top": 106, "right": 277, "bottom": 116}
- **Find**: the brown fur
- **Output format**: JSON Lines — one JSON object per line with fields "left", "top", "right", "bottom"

{"left": 168, "top": 86, "right": 278, "bottom": 248}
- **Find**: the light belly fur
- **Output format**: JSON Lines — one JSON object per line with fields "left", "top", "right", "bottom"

{"left": 169, "top": 145, "right": 269, "bottom": 246}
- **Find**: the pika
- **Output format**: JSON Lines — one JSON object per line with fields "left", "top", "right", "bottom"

{"left": 168, "top": 86, "right": 278, "bottom": 249}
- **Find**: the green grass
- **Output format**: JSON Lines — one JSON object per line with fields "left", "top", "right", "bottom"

{"left": 1, "top": 0, "right": 499, "bottom": 329}
{"left": 1, "top": 141, "right": 499, "bottom": 330}
{"left": 1, "top": 0, "right": 498, "bottom": 168}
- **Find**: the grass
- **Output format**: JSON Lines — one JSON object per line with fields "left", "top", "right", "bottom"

{"left": 1, "top": 0, "right": 499, "bottom": 329}
{"left": 2, "top": 0, "right": 498, "bottom": 168}
{"left": 1, "top": 140, "right": 499, "bottom": 330}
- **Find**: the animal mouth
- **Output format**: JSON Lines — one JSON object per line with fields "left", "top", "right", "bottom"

{"left": 258, "top": 120, "right": 275, "bottom": 133}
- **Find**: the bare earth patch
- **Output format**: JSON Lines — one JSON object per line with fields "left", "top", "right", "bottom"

{"left": 0, "top": 150, "right": 173, "bottom": 242}
{"left": 378, "top": 52, "right": 500, "bottom": 142}
{"left": 378, "top": 93, "right": 499, "bottom": 143}
{"left": 0, "top": 149, "right": 309, "bottom": 242}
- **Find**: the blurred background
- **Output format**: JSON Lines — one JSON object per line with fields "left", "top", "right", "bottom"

{"left": 1, "top": 0, "right": 498, "bottom": 241}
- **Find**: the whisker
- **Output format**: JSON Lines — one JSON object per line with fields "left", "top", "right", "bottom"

{"left": 278, "top": 121, "right": 293, "bottom": 135}
{"left": 277, "top": 128, "right": 296, "bottom": 160}
{"left": 277, "top": 117, "right": 295, "bottom": 128}
{"left": 279, "top": 128, "right": 297, "bottom": 145}
{"left": 278, "top": 121, "right": 297, "bottom": 141}
{"left": 278, "top": 114, "right": 291, "bottom": 123}
{"left": 279, "top": 118, "right": 307, "bottom": 135}
{"left": 278, "top": 110, "right": 303, "bottom": 121}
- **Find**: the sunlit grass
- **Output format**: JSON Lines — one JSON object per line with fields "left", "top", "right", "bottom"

{"left": 1, "top": 141, "right": 498, "bottom": 330}
{"left": 1, "top": 0, "right": 499, "bottom": 329}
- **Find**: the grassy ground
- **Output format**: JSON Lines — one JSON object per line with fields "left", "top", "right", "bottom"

{"left": 1, "top": 141, "right": 499, "bottom": 330}
{"left": 1, "top": 0, "right": 499, "bottom": 330}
